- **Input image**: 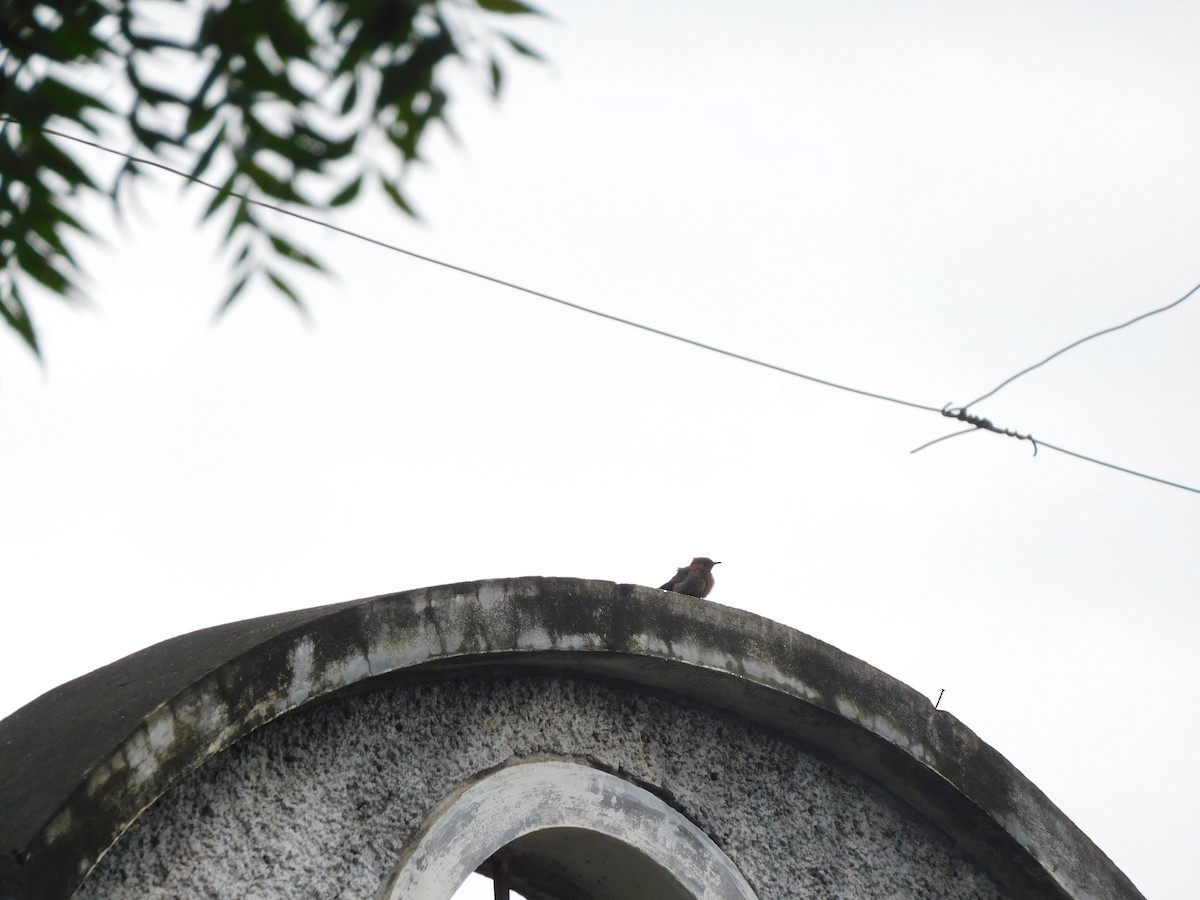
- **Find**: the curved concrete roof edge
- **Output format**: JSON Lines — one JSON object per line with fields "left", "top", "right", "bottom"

{"left": 0, "top": 577, "right": 1143, "bottom": 900}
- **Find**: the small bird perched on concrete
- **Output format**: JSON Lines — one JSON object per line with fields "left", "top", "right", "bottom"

{"left": 659, "top": 557, "right": 721, "bottom": 598}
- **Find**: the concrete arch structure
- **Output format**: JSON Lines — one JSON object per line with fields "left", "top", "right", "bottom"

{"left": 0, "top": 577, "right": 1145, "bottom": 899}
{"left": 382, "top": 759, "right": 758, "bottom": 900}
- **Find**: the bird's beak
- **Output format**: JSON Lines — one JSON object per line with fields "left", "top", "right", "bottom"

{"left": 714, "top": 561, "right": 722, "bottom": 565}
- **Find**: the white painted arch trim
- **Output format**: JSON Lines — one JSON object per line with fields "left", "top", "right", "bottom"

{"left": 379, "top": 759, "right": 759, "bottom": 900}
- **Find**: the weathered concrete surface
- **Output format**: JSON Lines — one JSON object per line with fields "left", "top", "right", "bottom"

{"left": 0, "top": 576, "right": 1145, "bottom": 899}
{"left": 73, "top": 672, "right": 1008, "bottom": 900}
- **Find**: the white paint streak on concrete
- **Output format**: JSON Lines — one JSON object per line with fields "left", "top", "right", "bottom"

{"left": 872, "top": 716, "right": 931, "bottom": 764}
{"left": 367, "top": 639, "right": 438, "bottom": 675}
{"left": 85, "top": 754, "right": 120, "bottom": 798}
{"left": 145, "top": 707, "right": 175, "bottom": 754}
{"left": 322, "top": 654, "right": 371, "bottom": 692}
{"left": 286, "top": 638, "right": 315, "bottom": 708}
{"left": 123, "top": 729, "right": 157, "bottom": 787}
{"left": 740, "top": 656, "right": 824, "bottom": 704}
{"left": 43, "top": 807, "right": 74, "bottom": 847}
{"left": 835, "top": 695, "right": 862, "bottom": 723}
{"left": 546, "top": 630, "right": 604, "bottom": 652}
{"left": 637, "top": 635, "right": 674, "bottom": 658}
{"left": 475, "top": 582, "right": 507, "bottom": 610}
{"left": 655, "top": 639, "right": 709, "bottom": 667}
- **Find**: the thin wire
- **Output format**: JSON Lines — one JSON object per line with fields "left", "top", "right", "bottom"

{"left": 965, "top": 280, "right": 1200, "bottom": 408}
{"left": 7, "top": 118, "right": 1200, "bottom": 495}
{"left": 9, "top": 118, "right": 943, "bottom": 415}
{"left": 1036, "top": 440, "right": 1200, "bottom": 495}
{"left": 909, "top": 426, "right": 982, "bottom": 454}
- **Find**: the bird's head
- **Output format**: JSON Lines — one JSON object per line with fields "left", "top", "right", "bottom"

{"left": 691, "top": 557, "right": 720, "bottom": 569}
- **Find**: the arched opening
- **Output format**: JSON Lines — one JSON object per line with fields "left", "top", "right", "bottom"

{"left": 451, "top": 873, "right": 527, "bottom": 900}
{"left": 383, "top": 760, "right": 758, "bottom": 900}
{"left": 471, "top": 828, "right": 699, "bottom": 900}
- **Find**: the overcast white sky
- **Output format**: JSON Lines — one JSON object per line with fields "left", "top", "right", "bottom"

{"left": 3, "top": 3, "right": 1199, "bottom": 898}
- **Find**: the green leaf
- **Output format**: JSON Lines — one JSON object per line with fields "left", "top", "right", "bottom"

{"left": 239, "top": 157, "right": 302, "bottom": 203}
{"left": 214, "top": 269, "right": 253, "bottom": 317}
{"left": 53, "top": 205, "right": 88, "bottom": 237}
{"left": 230, "top": 241, "right": 253, "bottom": 269}
{"left": 339, "top": 76, "right": 359, "bottom": 115}
{"left": 135, "top": 81, "right": 189, "bottom": 110}
{"left": 27, "top": 219, "right": 77, "bottom": 265}
{"left": 38, "top": 77, "right": 113, "bottom": 121}
{"left": 185, "top": 101, "right": 220, "bottom": 136}
{"left": 477, "top": 0, "right": 541, "bottom": 14}
{"left": 264, "top": 12, "right": 314, "bottom": 62}
{"left": 265, "top": 269, "right": 304, "bottom": 310}
{"left": 380, "top": 62, "right": 435, "bottom": 110}
{"left": 39, "top": 139, "right": 97, "bottom": 192}
{"left": 502, "top": 33, "right": 545, "bottom": 61}
{"left": 191, "top": 61, "right": 226, "bottom": 112}
{"left": 126, "top": 32, "right": 192, "bottom": 53}
{"left": 489, "top": 58, "right": 503, "bottom": 97}
{"left": 224, "top": 199, "right": 257, "bottom": 241}
{"left": 0, "top": 286, "right": 41, "bottom": 359}
{"left": 267, "top": 233, "right": 324, "bottom": 271}
{"left": 15, "top": 242, "right": 71, "bottom": 295}
{"left": 126, "top": 63, "right": 188, "bottom": 110}
{"left": 381, "top": 177, "right": 418, "bottom": 218}
{"left": 189, "top": 121, "right": 228, "bottom": 184}
{"left": 328, "top": 174, "right": 362, "bottom": 207}
{"left": 111, "top": 156, "right": 144, "bottom": 204}
{"left": 201, "top": 171, "right": 240, "bottom": 222}
{"left": 130, "top": 116, "right": 177, "bottom": 151}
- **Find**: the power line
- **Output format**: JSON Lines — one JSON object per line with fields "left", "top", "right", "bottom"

{"left": 1036, "top": 439, "right": 1200, "bottom": 494}
{"left": 7, "top": 119, "right": 1199, "bottom": 495}
{"left": 912, "top": 406, "right": 1037, "bottom": 455}
{"left": 909, "top": 426, "right": 983, "bottom": 455}
{"left": 12, "top": 120, "right": 943, "bottom": 415}
{"left": 909, "top": 410, "right": 1200, "bottom": 495}
{"left": 965, "top": 280, "right": 1200, "bottom": 409}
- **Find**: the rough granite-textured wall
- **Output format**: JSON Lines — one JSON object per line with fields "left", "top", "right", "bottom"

{"left": 76, "top": 672, "right": 1010, "bottom": 900}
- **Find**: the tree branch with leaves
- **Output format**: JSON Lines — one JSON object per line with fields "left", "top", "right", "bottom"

{"left": 0, "top": 0, "right": 543, "bottom": 358}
